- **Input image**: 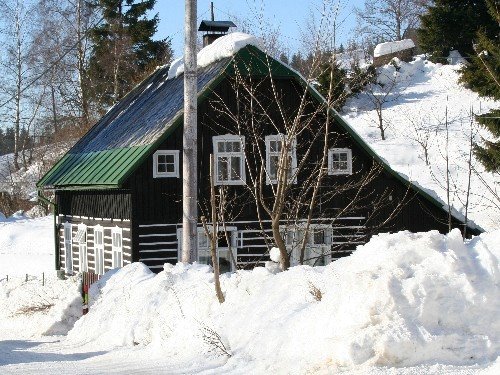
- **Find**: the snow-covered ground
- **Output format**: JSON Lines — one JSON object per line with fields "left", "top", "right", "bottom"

{"left": 0, "top": 215, "right": 499, "bottom": 374}
{"left": 0, "top": 214, "right": 54, "bottom": 277}
{"left": 343, "top": 55, "right": 500, "bottom": 231}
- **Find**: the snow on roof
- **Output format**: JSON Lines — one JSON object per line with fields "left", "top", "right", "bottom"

{"left": 167, "top": 32, "right": 263, "bottom": 80}
{"left": 374, "top": 39, "right": 415, "bottom": 58}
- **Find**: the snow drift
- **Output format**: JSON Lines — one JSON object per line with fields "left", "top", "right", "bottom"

{"left": 67, "top": 229, "right": 500, "bottom": 372}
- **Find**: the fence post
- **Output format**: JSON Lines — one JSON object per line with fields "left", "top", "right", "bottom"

{"left": 42, "top": 272, "right": 45, "bottom": 286}
{"left": 25, "top": 274, "right": 28, "bottom": 282}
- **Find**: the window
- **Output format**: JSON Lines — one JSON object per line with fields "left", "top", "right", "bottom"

{"left": 213, "top": 135, "right": 245, "bottom": 185}
{"left": 281, "top": 225, "right": 332, "bottom": 266}
{"left": 177, "top": 226, "right": 237, "bottom": 273}
{"left": 111, "top": 227, "right": 123, "bottom": 268}
{"left": 94, "top": 225, "right": 104, "bottom": 275}
{"left": 153, "top": 150, "right": 179, "bottom": 178}
{"left": 63, "top": 222, "right": 73, "bottom": 274}
{"left": 265, "top": 134, "right": 297, "bottom": 184}
{"left": 328, "top": 148, "right": 352, "bottom": 175}
{"left": 77, "top": 224, "right": 88, "bottom": 272}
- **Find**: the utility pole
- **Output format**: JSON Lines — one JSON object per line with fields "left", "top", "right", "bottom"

{"left": 182, "top": 0, "right": 198, "bottom": 263}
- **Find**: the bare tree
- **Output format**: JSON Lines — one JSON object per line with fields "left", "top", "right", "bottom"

{"left": 355, "top": 0, "right": 429, "bottom": 42}
{"left": 0, "top": 0, "right": 39, "bottom": 170}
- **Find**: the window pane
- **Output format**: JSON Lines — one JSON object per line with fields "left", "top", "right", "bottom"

{"left": 339, "top": 153, "right": 348, "bottom": 161}
{"left": 230, "top": 156, "right": 241, "bottom": 180}
{"left": 313, "top": 230, "right": 325, "bottom": 244}
{"left": 158, "top": 155, "right": 166, "bottom": 164}
{"left": 217, "top": 142, "right": 225, "bottom": 152}
{"left": 158, "top": 164, "right": 167, "bottom": 173}
{"left": 270, "top": 155, "right": 279, "bottom": 178}
{"left": 332, "top": 153, "right": 340, "bottom": 162}
{"left": 165, "top": 154, "right": 174, "bottom": 163}
{"left": 340, "top": 161, "right": 348, "bottom": 170}
{"left": 232, "top": 141, "right": 240, "bottom": 152}
{"left": 198, "top": 232, "right": 208, "bottom": 248}
{"left": 218, "top": 157, "right": 228, "bottom": 180}
{"left": 166, "top": 163, "right": 175, "bottom": 172}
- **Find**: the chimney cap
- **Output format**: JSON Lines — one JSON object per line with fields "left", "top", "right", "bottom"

{"left": 198, "top": 20, "right": 236, "bottom": 33}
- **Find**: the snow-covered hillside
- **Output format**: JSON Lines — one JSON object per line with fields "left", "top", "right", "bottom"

{"left": 343, "top": 55, "right": 499, "bottom": 231}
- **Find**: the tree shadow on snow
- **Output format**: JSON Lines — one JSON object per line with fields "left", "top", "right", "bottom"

{"left": 0, "top": 339, "right": 107, "bottom": 366}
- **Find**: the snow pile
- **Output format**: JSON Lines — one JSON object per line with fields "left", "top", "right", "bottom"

{"left": 0, "top": 275, "right": 82, "bottom": 336}
{"left": 0, "top": 215, "right": 54, "bottom": 277}
{"left": 343, "top": 55, "right": 500, "bottom": 230}
{"left": 67, "top": 230, "right": 500, "bottom": 372}
{"left": 374, "top": 39, "right": 415, "bottom": 57}
{"left": 167, "top": 32, "right": 263, "bottom": 79}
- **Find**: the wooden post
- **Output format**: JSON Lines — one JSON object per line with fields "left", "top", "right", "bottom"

{"left": 182, "top": 0, "right": 198, "bottom": 263}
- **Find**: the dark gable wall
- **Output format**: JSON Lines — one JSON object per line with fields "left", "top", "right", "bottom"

{"left": 125, "top": 73, "right": 474, "bottom": 242}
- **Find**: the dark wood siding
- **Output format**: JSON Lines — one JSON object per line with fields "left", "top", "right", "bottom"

{"left": 56, "top": 190, "right": 132, "bottom": 219}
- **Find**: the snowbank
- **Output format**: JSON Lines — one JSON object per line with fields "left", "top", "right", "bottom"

{"left": 67, "top": 229, "right": 500, "bottom": 372}
{"left": 374, "top": 39, "right": 415, "bottom": 57}
{"left": 0, "top": 275, "right": 82, "bottom": 336}
{"left": 167, "top": 32, "right": 263, "bottom": 79}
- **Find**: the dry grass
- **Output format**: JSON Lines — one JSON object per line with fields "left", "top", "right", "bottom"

{"left": 308, "top": 282, "right": 323, "bottom": 301}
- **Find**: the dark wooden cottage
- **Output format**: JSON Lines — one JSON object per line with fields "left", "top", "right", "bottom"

{"left": 37, "top": 35, "right": 480, "bottom": 276}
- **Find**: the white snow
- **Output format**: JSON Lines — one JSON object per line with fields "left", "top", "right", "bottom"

{"left": 1, "top": 213, "right": 498, "bottom": 373}
{"left": 343, "top": 56, "right": 500, "bottom": 231}
{"left": 374, "top": 39, "right": 415, "bottom": 58}
{"left": 0, "top": 214, "right": 54, "bottom": 277}
{"left": 167, "top": 32, "right": 263, "bottom": 79}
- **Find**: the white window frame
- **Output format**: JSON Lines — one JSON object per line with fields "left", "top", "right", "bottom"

{"left": 265, "top": 134, "right": 297, "bottom": 184}
{"left": 177, "top": 226, "right": 238, "bottom": 273}
{"left": 280, "top": 224, "right": 332, "bottom": 266}
{"left": 328, "top": 148, "right": 352, "bottom": 175}
{"left": 63, "top": 222, "right": 73, "bottom": 274}
{"left": 213, "top": 135, "right": 246, "bottom": 185}
{"left": 111, "top": 227, "right": 123, "bottom": 268}
{"left": 94, "top": 225, "right": 105, "bottom": 275}
{"left": 77, "top": 224, "right": 88, "bottom": 272}
{"left": 153, "top": 150, "right": 180, "bottom": 178}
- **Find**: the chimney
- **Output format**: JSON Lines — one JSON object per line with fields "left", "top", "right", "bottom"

{"left": 198, "top": 3, "right": 236, "bottom": 47}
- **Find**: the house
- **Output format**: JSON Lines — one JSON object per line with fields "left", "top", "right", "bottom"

{"left": 373, "top": 39, "right": 416, "bottom": 67}
{"left": 37, "top": 30, "right": 480, "bottom": 276}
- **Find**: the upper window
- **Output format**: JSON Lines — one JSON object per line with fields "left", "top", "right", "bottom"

{"left": 153, "top": 150, "right": 179, "bottom": 178}
{"left": 328, "top": 148, "right": 352, "bottom": 175}
{"left": 265, "top": 135, "right": 297, "bottom": 184}
{"left": 213, "top": 135, "right": 246, "bottom": 185}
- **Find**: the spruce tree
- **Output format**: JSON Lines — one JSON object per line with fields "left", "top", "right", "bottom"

{"left": 418, "top": 0, "right": 497, "bottom": 63}
{"left": 460, "top": 0, "right": 500, "bottom": 173}
{"left": 475, "top": 110, "right": 500, "bottom": 172}
{"left": 317, "top": 62, "right": 348, "bottom": 111}
{"left": 88, "top": 0, "right": 172, "bottom": 108}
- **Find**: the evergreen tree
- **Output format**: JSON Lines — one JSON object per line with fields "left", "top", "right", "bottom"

{"left": 460, "top": 0, "right": 500, "bottom": 173}
{"left": 475, "top": 110, "right": 500, "bottom": 172}
{"left": 418, "top": 0, "right": 497, "bottom": 63}
{"left": 317, "top": 61, "right": 348, "bottom": 111}
{"left": 88, "top": 0, "right": 172, "bottom": 108}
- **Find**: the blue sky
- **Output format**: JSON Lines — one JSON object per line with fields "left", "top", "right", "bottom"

{"left": 152, "top": 0, "right": 364, "bottom": 57}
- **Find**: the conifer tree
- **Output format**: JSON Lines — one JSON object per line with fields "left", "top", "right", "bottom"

{"left": 418, "top": 0, "right": 497, "bottom": 62}
{"left": 88, "top": 0, "right": 172, "bottom": 108}
{"left": 460, "top": 0, "right": 500, "bottom": 173}
{"left": 317, "top": 61, "right": 350, "bottom": 111}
